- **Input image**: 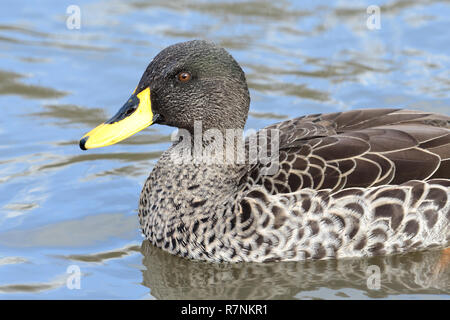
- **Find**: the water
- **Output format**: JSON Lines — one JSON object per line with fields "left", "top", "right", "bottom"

{"left": 0, "top": 0, "right": 449, "bottom": 299}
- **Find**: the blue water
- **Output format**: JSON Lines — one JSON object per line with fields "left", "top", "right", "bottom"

{"left": 0, "top": 0, "right": 449, "bottom": 299}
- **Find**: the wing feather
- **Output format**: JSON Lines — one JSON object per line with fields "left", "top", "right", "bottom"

{"left": 245, "top": 109, "right": 450, "bottom": 194}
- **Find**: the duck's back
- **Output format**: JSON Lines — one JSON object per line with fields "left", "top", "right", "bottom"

{"left": 236, "top": 108, "right": 449, "bottom": 261}
{"left": 248, "top": 108, "right": 449, "bottom": 193}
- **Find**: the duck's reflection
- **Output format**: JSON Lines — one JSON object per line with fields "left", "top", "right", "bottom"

{"left": 140, "top": 240, "right": 449, "bottom": 299}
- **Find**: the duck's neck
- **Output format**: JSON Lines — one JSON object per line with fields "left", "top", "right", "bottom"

{"left": 138, "top": 140, "right": 247, "bottom": 260}
{"left": 164, "top": 143, "right": 244, "bottom": 198}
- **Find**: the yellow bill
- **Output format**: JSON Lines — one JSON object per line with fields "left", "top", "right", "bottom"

{"left": 79, "top": 87, "right": 153, "bottom": 150}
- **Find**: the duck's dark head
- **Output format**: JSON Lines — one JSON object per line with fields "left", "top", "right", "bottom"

{"left": 80, "top": 40, "right": 250, "bottom": 150}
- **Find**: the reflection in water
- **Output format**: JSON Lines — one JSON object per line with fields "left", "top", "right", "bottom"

{"left": 57, "top": 244, "right": 141, "bottom": 263}
{"left": 29, "top": 104, "right": 108, "bottom": 127}
{"left": 0, "top": 69, "right": 66, "bottom": 99}
{"left": 140, "top": 241, "right": 450, "bottom": 299}
{"left": 0, "top": 0, "right": 449, "bottom": 298}
{"left": 0, "top": 276, "right": 67, "bottom": 294}
{"left": 0, "top": 213, "right": 139, "bottom": 248}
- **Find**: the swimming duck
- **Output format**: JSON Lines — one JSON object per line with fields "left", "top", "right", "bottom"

{"left": 80, "top": 40, "right": 450, "bottom": 263}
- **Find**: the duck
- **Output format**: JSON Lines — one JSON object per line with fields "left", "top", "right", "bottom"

{"left": 80, "top": 40, "right": 450, "bottom": 263}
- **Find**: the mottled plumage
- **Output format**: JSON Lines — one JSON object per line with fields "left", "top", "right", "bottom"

{"left": 90, "top": 40, "right": 448, "bottom": 263}
{"left": 140, "top": 107, "right": 450, "bottom": 262}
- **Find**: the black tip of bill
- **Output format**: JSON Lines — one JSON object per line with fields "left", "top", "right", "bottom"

{"left": 79, "top": 136, "right": 88, "bottom": 150}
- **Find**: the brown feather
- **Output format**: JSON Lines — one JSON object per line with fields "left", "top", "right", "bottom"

{"left": 248, "top": 109, "right": 450, "bottom": 194}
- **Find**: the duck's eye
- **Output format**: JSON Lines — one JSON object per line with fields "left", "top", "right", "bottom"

{"left": 177, "top": 72, "right": 191, "bottom": 83}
